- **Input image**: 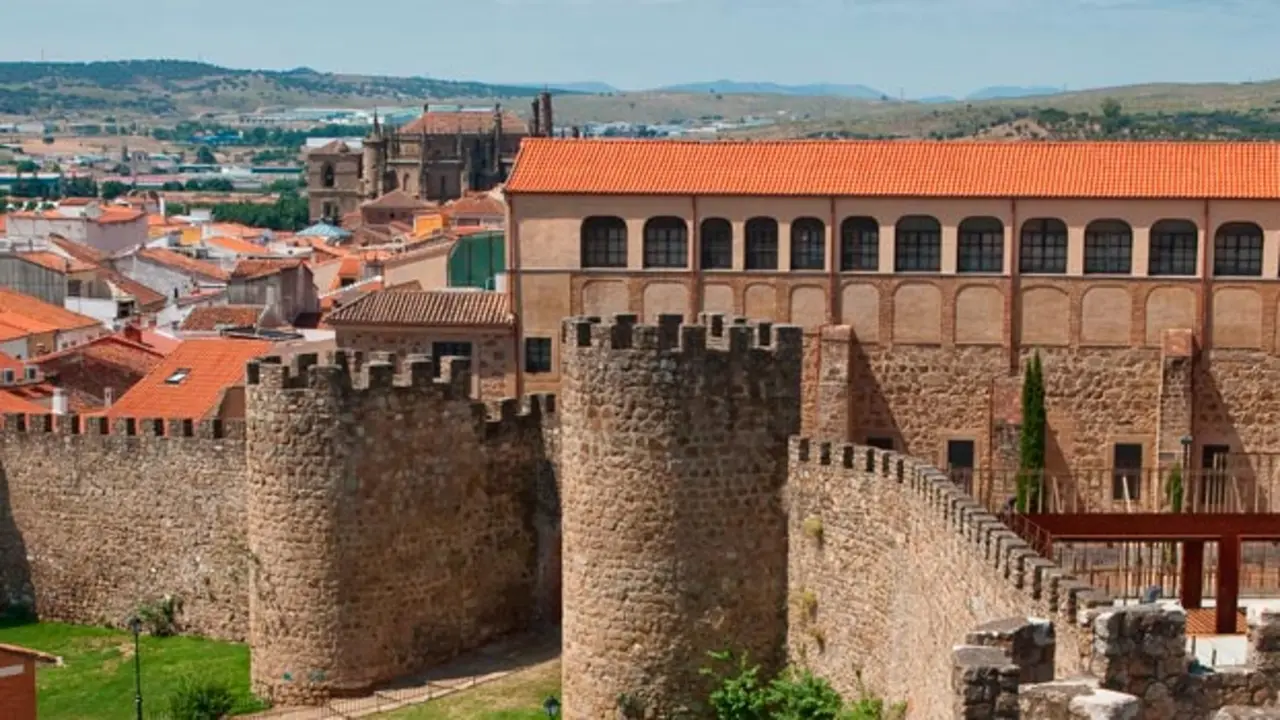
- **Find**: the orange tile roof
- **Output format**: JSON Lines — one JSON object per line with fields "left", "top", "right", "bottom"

{"left": 48, "top": 235, "right": 109, "bottom": 265}
{"left": 337, "top": 256, "right": 361, "bottom": 279}
{"left": 107, "top": 338, "right": 271, "bottom": 419}
{"left": 179, "top": 305, "right": 265, "bottom": 332}
{"left": 33, "top": 334, "right": 164, "bottom": 377}
{"left": 0, "top": 320, "right": 33, "bottom": 342}
{"left": 95, "top": 207, "right": 146, "bottom": 224}
{"left": 138, "top": 330, "right": 181, "bottom": 355}
{"left": 205, "top": 235, "right": 267, "bottom": 255}
{"left": 210, "top": 223, "right": 264, "bottom": 239}
{"left": 447, "top": 193, "right": 505, "bottom": 216}
{"left": 231, "top": 258, "right": 304, "bottom": 280}
{"left": 0, "top": 287, "right": 99, "bottom": 333}
{"left": 98, "top": 268, "right": 167, "bottom": 311}
{"left": 59, "top": 197, "right": 96, "bottom": 207}
{"left": 327, "top": 289, "right": 512, "bottom": 327}
{"left": 364, "top": 190, "right": 432, "bottom": 211}
{"left": 0, "top": 389, "right": 49, "bottom": 415}
{"left": 19, "top": 251, "right": 95, "bottom": 274}
{"left": 401, "top": 110, "right": 527, "bottom": 136}
{"left": 137, "top": 247, "right": 231, "bottom": 282}
{"left": 506, "top": 138, "right": 1280, "bottom": 199}
{"left": 0, "top": 216, "right": 6, "bottom": 233}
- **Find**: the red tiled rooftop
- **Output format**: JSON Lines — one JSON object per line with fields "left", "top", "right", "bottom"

{"left": 48, "top": 235, "right": 109, "bottom": 265}
{"left": 107, "top": 338, "right": 272, "bottom": 419}
{"left": 34, "top": 334, "right": 165, "bottom": 377}
{"left": 179, "top": 305, "right": 265, "bottom": 332}
{"left": 364, "top": 190, "right": 432, "bottom": 211}
{"left": 505, "top": 138, "right": 1280, "bottom": 199}
{"left": 326, "top": 289, "right": 512, "bottom": 327}
{"left": 95, "top": 207, "right": 146, "bottom": 224}
{"left": 137, "top": 247, "right": 231, "bottom": 282}
{"left": 205, "top": 235, "right": 267, "bottom": 255}
{"left": 19, "top": 251, "right": 95, "bottom": 274}
{"left": 0, "top": 287, "right": 99, "bottom": 333}
{"left": 447, "top": 193, "right": 505, "bottom": 216}
{"left": 401, "top": 110, "right": 527, "bottom": 136}
{"left": 231, "top": 258, "right": 304, "bottom": 280}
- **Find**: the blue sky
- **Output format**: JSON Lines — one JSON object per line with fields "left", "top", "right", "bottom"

{"left": 4, "top": 0, "right": 1278, "bottom": 97}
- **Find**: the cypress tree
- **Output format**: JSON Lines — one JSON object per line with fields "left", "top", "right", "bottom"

{"left": 1017, "top": 352, "right": 1047, "bottom": 512}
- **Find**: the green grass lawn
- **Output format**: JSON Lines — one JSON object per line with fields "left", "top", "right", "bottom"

{"left": 381, "top": 659, "right": 561, "bottom": 720}
{"left": 0, "top": 617, "right": 264, "bottom": 720}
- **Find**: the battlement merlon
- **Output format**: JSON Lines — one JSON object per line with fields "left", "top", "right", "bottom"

{"left": 561, "top": 313, "right": 804, "bottom": 359}
{"left": 1, "top": 411, "right": 242, "bottom": 439}
{"left": 245, "top": 350, "right": 472, "bottom": 398}
{"left": 788, "top": 436, "right": 1110, "bottom": 629}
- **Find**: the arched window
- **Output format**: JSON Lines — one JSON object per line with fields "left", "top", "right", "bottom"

{"left": 700, "top": 218, "right": 732, "bottom": 270}
{"left": 745, "top": 217, "right": 779, "bottom": 270}
{"left": 1084, "top": 219, "right": 1132, "bottom": 275}
{"left": 895, "top": 215, "right": 941, "bottom": 272}
{"left": 840, "top": 217, "right": 879, "bottom": 272}
{"left": 321, "top": 163, "right": 335, "bottom": 188}
{"left": 957, "top": 217, "right": 1004, "bottom": 273}
{"left": 643, "top": 217, "right": 688, "bottom": 269}
{"left": 1019, "top": 218, "right": 1067, "bottom": 274}
{"left": 581, "top": 216, "right": 628, "bottom": 268}
{"left": 1148, "top": 219, "right": 1198, "bottom": 276}
{"left": 790, "top": 217, "right": 826, "bottom": 270}
{"left": 1214, "top": 222, "right": 1264, "bottom": 277}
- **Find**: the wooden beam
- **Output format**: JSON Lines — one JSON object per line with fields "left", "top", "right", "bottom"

{"left": 1026, "top": 513, "right": 1280, "bottom": 540}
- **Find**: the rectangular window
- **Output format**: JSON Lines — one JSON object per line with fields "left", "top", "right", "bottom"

{"left": 1020, "top": 229, "right": 1068, "bottom": 274}
{"left": 524, "top": 337, "right": 552, "bottom": 374}
{"left": 946, "top": 439, "right": 976, "bottom": 492}
{"left": 1214, "top": 233, "right": 1263, "bottom": 277}
{"left": 1149, "top": 232, "right": 1198, "bottom": 276}
{"left": 165, "top": 368, "right": 192, "bottom": 385}
{"left": 431, "top": 342, "right": 473, "bottom": 376}
{"left": 840, "top": 223, "right": 878, "bottom": 272}
{"left": 1112, "top": 443, "right": 1143, "bottom": 502}
{"left": 1085, "top": 231, "right": 1132, "bottom": 274}
{"left": 700, "top": 220, "right": 733, "bottom": 270}
{"left": 866, "top": 436, "right": 895, "bottom": 451}
{"left": 894, "top": 231, "right": 941, "bottom": 272}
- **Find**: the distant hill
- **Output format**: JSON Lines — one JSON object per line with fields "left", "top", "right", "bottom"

{"left": 965, "top": 86, "right": 1063, "bottom": 101}
{"left": 540, "top": 82, "right": 622, "bottom": 95}
{"left": 0, "top": 60, "right": 563, "bottom": 118}
{"left": 656, "top": 80, "right": 886, "bottom": 100}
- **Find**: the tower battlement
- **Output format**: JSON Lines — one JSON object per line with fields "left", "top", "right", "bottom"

{"left": 1, "top": 411, "right": 243, "bottom": 440}
{"left": 564, "top": 312, "right": 802, "bottom": 356}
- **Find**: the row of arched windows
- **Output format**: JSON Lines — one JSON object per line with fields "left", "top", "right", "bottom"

{"left": 580, "top": 216, "right": 1268, "bottom": 277}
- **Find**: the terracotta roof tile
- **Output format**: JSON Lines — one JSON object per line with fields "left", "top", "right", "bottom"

{"left": 34, "top": 334, "right": 164, "bottom": 376}
{"left": 19, "top": 251, "right": 95, "bottom": 274}
{"left": 231, "top": 258, "right": 304, "bottom": 280}
{"left": 137, "top": 247, "right": 231, "bottom": 282}
{"left": 364, "top": 190, "right": 432, "bottom": 211}
{"left": 506, "top": 138, "right": 1280, "bottom": 199}
{"left": 179, "top": 305, "right": 265, "bottom": 332}
{"left": 95, "top": 207, "right": 146, "bottom": 224}
{"left": 48, "top": 235, "right": 109, "bottom": 265}
{"left": 98, "top": 268, "right": 167, "bottom": 310}
{"left": 447, "top": 193, "right": 505, "bottom": 216}
{"left": 205, "top": 235, "right": 268, "bottom": 255}
{"left": 0, "top": 389, "right": 47, "bottom": 415}
{"left": 401, "top": 110, "right": 527, "bottom": 136}
{"left": 0, "top": 287, "right": 99, "bottom": 333}
{"left": 107, "top": 338, "right": 272, "bottom": 419}
{"left": 327, "top": 289, "right": 512, "bottom": 327}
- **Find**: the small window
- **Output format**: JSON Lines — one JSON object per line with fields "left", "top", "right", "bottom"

{"left": 525, "top": 337, "right": 552, "bottom": 374}
{"left": 790, "top": 217, "right": 826, "bottom": 270}
{"left": 700, "top": 218, "right": 733, "bottom": 270}
{"left": 432, "top": 342, "right": 473, "bottom": 358}
{"left": 894, "top": 216, "right": 941, "bottom": 272}
{"left": 581, "top": 216, "right": 628, "bottom": 269}
{"left": 23, "top": 367, "right": 37, "bottom": 381}
{"left": 840, "top": 216, "right": 879, "bottom": 271}
{"left": 1020, "top": 218, "right": 1068, "bottom": 274}
{"left": 745, "top": 217, "right": 779, "bottom": 270}
{"left": 1112, "top": 443, "right": 1143, "bottom": 501}
{"left": 947, "top": 439, "right": 976, "bottom": 491}
{"left": 1084, "top": 220, "right": 1133, "bottom": 275}
{"left": 165, "top": 368, "right": 192, "bottom": 385}
{"left": 1214, "top": 222, "right": 1264, "bottom": 277}
{"left": 67, "top": 279, "right": 83, "bottom": 297}
{"left": 643, "top": 217, "right": 688, "bottom": 269}
{"left": 866, "top": 436, "right": 895, "bottom": 451}
{"left": 321, "top": 163, "right": 335, "bottom": 188}
{"left": 957, "top": 217, "right": 1004, "bottom": 273}
{"left": 1148, "top": 219, "right": 1198, "bottom": 276}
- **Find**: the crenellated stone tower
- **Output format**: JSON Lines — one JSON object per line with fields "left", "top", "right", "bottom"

{"left": 558, "top": 313, "right": 803, "bottom": 718}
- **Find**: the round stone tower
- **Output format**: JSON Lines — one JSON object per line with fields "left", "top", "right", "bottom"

{"left": 559, "top": 313, "right": 803, "bottom": 718}
{"left": 245, "top": 354, "right": 351, "bottom": 705}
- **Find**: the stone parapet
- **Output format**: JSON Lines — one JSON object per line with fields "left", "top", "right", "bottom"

{"left": 1018, "top": 680, "right": 1140, "bottom": 719}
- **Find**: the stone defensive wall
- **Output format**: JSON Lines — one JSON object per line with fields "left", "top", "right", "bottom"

{"left": 557, "top": 313, "right": 804, "bottom": 718}
{"left": 0, "top": 350, "right": 561, "bottom": 708}
{"left": 786, "top": 439, "right": 1107, "bottom": 718}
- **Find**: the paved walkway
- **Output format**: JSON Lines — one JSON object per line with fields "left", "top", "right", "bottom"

{"left": 246, "top": 631, "right": 561, "bottom": 719}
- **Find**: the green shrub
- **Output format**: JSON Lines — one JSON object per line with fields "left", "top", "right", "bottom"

{"left": 166, "top": 676, "right": 236, "bottom": 720}
{"left": 1166, "top": 463, "right": 1184, "bottom": 513}
{"left": 701, "top": 651, "right": 904, "bottom": 720}
{"left": 135, "top": 595, "right": 180, "bottom": 637}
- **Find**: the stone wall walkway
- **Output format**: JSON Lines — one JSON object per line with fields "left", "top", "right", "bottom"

{"left": 245, "top": 630, "right": 561, "bottom": 720}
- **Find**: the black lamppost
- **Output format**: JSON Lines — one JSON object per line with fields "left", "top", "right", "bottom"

{"left": 543, "top": 695, "right": 561, "bottom": 718}
{"left": 128, "top": 616, "right": 143, "bottom": 720}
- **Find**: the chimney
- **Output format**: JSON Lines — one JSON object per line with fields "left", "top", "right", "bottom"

{"left": 539, "top": 92, "right": 554, "bottom": 138}
{"left": 51, "top": 387, "right": 68, "bottom": 415}
{"left": 531, "top": 100, "right": 542, "bottom": 137}
{"left": 123, "top": 323, "right": 142, "bottom": 344}
{"left": 103, "top": 386, "right": 114, "bottom": 408}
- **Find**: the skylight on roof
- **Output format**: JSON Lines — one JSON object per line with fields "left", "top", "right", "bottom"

{"left": 165, "top": 368, "right": 192, "bottom": 385}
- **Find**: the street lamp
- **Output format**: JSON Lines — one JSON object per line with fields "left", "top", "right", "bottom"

{"left": 543, "top": 695, "right": 561, "bottom": 718}
{"left": 127, "top": 616, "right": 143, "bottom": 720}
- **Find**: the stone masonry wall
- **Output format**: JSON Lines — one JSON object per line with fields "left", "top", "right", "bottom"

{"left": 787, "top": 440, "right": 1106, "bottom": 719}
{"left": 246, "top": 351, "right": 555, "bottom": 705}
{"left": 0, "top": 415, "right": 249, "bottom": 640}
{"left": 558, "top": 313, "right": 803, "bottom": 719}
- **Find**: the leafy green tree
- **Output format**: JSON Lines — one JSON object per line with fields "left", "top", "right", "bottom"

{"left": 63, "top": 177, "right": 98, "bottom": 198}
{"left": 1017, "top": 352, "right": 1047, "bottom": 512}
{"left": 15, "top": 160, "right": 38, "bottom": 174}
{"left": 1166, "top": 463, "right": 1184, "bottom": 513}
{"left": 196, "top": 146, "right": 217, "bottom": 164}
{"left": 162, "top": 181, "right": 185, "bottom": 192}
{"left": 100, "top": 180, "right": 129, "bottom": 201}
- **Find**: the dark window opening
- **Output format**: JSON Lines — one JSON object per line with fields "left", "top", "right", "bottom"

{"left": 700, "top": 218, "right": 733, "bottom": 270}
{"left": 321, "top": 163, "right": 335, "bottom": 188}
{"left": 1085, "top": 220, "right": 1133, "bottom": 275}
{"left": 790, "top": 217, "right": 826, "bottom": 270}
{"left": 745, "top": 217, "right": 779, "bottom": 270}
{"left": 947, "top": 439, "right": 976, "bottom": 492}
{"left": 1112, "top": 443, "right": 1143, "bottom": 501}
{"left": 525, "top": 337, "right": 552, "bottom": 374}
{"left": 581, "top": 216, "right": 628, "bottom": 268}
{"left": 1148, "top": 219, "right": 1198, "bottom": 276}
{"left": 1200, "top": 444, "right": 1230, "bottom": 508}
{"left": 866, "top": 436, "right": 895, "bottom": 451}
{"left": 1020, "top": 218, "right": 1068, "bottom": 274}
{"left": 840, "top": 216, "right": 879, "bottom": 271}
{"left": 431, "top": 342, "right": 473, "bottom": 377}
{"left": 643, "top": 217, "right": 688, "bottom": 269}
{"left": 165, "top": 368, "right": 192, "bottom": 385}
{"left": 1214, "top": 222, "right": 1264, "bottom": 277}
{"left": 895, "top": 215, "right": 941, "bottom": 272}
{"left": 957, "top": 217, "right": 1004, "bottom": 273}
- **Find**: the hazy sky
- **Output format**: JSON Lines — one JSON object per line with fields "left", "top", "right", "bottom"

{"left": 4, "top": 0, "right": 1279, "bottom": 97}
